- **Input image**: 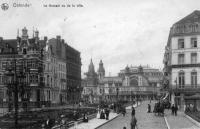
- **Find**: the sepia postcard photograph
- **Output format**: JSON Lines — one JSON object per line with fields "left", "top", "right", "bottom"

{"left": 0, "top": 0, "right": 200, "bottom": 128}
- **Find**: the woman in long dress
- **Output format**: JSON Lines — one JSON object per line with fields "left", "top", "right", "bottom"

{"left": 96, "top": 108, "right": 100, "bottom": 118}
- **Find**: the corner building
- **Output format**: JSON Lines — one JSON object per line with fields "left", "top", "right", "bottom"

{"left": 0, "top": 27, "right": 47, "bottom": 111}
{"left": 163, "top": 10, "right": 200, "bottom": 110}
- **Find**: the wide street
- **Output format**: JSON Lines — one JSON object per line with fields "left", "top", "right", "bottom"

{"left": 97, "top": 101, "right": 168, "bottom": 129}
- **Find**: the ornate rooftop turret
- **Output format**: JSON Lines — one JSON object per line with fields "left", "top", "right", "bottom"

{"left": 138, "top": 65, "right": 143, "bottom": 74}
{"left": 98, "top": 59, "right": 105, "bottom": 79}
{"left": 125, "top": 65, "right": 130, "bottom": 75}
{"left": 88, "top": 59, "right": 95, "bottom": 75}
{"left": 22, "top": 27, "right": 28, "bottom": 40}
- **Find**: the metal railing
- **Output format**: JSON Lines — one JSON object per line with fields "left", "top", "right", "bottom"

{"left": 170, "top": 85, "right": 200, "bottom": 92}
{"left": 52, "top": 113, "right": 97, "bottom": 129}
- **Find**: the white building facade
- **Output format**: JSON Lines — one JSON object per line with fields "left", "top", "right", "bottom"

{"left": 163, "top": 10, "right": 200, "bottom": 110}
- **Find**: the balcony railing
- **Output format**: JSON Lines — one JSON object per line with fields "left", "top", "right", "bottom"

{"left": 170, "top": 84, "right": 200, "bottom": 92}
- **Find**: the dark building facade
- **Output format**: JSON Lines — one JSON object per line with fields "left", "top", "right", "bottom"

{"left": 65, "top": 44, "right": 81, "bottom": 104}
{"left": 0, "top": 27, "right": 47, "bottom": 112}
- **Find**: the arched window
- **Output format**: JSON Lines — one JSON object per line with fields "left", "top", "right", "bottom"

{"left": 130, "top": 78, "right": 138, "bottom": 86}
{"left": 191, "top": 70, "right": 197, "bottom": 87}
{"left": 178, "top": 71, "right": 185, "bottom": 88}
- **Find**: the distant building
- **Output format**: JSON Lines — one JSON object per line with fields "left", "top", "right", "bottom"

{"left": 82, "top": 59, "right": 162, "bottom": 104}
{"left": 163, "top": 10, "right": 200, "bottom": 110}
{"left": 118, "top": 65, "right": 162, "bottom": 102}
{"left": 82, "top": 59, "right": 98, "bottom": 103}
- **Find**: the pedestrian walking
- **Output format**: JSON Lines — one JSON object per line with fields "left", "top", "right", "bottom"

{"left": 105, "top": 108, "right": 110, "bottom": 120}
{"left": 174, "top": 104, "right": 178, "bottom": 116}
{"left": 132, "top": 106, "right": 135, "bottom": 116}
{"left": 96, "top": 107, "right": 100, "bottom": 119}
{"left": 122, "top": 107, "right": 126, "bottom": 116}
{"left": 147, "top": 104, "right": 151, "bottom": 113}
{"left": 130, "top": 115, "right": 137, "bottom": 129}
{"left": 83, "top": 113, "right": 88, "bottom": 122}
{"left": 171, "top": 104, "right": 175, "bottom": 115}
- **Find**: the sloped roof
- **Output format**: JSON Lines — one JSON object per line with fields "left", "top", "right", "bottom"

{"left": 0, "top": 39, "right": 18, "bottom": 53}
{"left": 174, "top": 10, "right": 200, "bottom": 25}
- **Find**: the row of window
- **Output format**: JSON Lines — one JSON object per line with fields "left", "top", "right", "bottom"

{"left": 178, "top": 53, "right": 197, "bottom": 64}
{"left": 176, "top": 71, "right": 198, "bottom": 87}
{"left": 178, "top": 37, "right": 197, "bottom": 49}
{"left": 174, "top": 24, "right": 199, "bottom": 34}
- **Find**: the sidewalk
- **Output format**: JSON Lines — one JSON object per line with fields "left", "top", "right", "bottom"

{"left": 70, "top": 103, "right": 140, "bottom": 129}
{"left": 164, "top": 110, "right": 200, "bottom": 129}
{"left": 69, "top": 111, "right": 118, "bottom": 129}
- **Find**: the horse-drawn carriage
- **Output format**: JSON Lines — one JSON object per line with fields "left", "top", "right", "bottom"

{"left": 153, "top": 100, "right": 170, "bottom": 116}
{"left": 153, "top": 102, "right": 164, "bottom": 116}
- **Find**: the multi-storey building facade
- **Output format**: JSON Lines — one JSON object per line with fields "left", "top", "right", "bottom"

{"left": 48, "top": 36, "right": 81, "bottom": 105}
{"left": 44, "top": 42, "right": 67, "bottom": 106}
{"left": 163, "top": 10, "right": 200, "bottom": 110}
{"left": 0, "top": 27, "right": 47, "bottom": 111}
{"left": 0, "top": 28, "right": 81, "bottom": 113}
{"left": 65, "top": 44, "right": 82, "bottom": 104}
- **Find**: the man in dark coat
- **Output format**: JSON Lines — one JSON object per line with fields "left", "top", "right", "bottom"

{"left": 130, "top": 115, "right": 137, "bottom": 129}
{"left": 105, "top": 108, "right": 110, "bottom": 120}
{"left": 174, "top": 104, "right": 178, "bottom": 116}
{"left": 147, "top": 104, "right": 151, "bottom": 113}
{"left": 132, "top": 106, "right": 135, "bottom": 116}
{"left": 171, "top": 104, "right": 175, "bottom": 115}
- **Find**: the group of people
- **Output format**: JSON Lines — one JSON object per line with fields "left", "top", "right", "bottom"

{"left": 97, "top": 108, "right": 110, "bottom": 120}
{"left": 171, "top": 104, "right": 178, "bottom": 116}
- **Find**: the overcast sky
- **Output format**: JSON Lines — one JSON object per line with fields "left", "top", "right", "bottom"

{"left": 0, "top": 0, "right": 200, "bottom": 77}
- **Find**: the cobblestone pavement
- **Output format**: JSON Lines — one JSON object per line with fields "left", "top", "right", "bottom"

{"left": 97, "top": 101, "right": 168, "bottom": 129}
{"left": 165, "top": 110, "right": 200, "bottom": 129}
